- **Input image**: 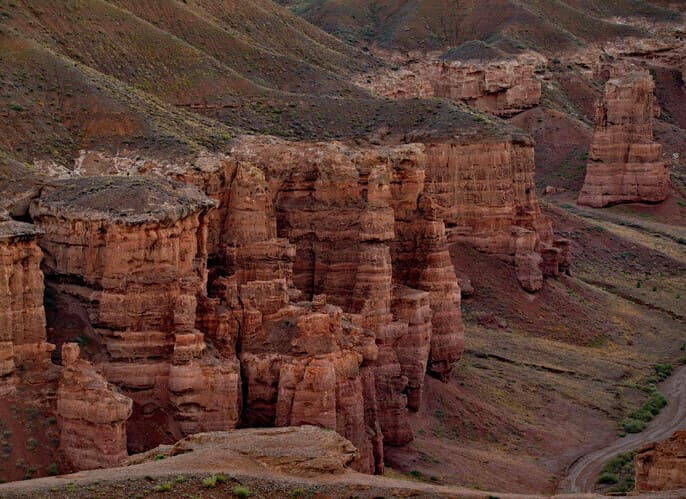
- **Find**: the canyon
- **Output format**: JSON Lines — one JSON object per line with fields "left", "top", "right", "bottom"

{"left": 1, "top": 130, "right": 570, "bottom": 473}
{"left": 1, "top": 1, "right": 685, "bottom": 497}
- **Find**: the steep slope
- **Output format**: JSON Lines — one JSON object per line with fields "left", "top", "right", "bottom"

{"left": 277, "top": 0, "right": 680, "bottom": 53}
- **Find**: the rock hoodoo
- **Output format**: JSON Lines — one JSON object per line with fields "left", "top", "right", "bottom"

{"left": 635, "top": 430, "right": 686, "bottom": 492}
{"left": 0, "top": 216, "right": 53, "bottom": 396}
{"left": 57, "top": 343, "right": 132, "bottom": 470}
{"left": 578, "top": 71, "right": 671, "bottom": 207}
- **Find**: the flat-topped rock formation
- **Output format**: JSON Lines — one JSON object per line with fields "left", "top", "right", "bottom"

{"left": 57, "top": 343, "right": 132, "bottom": 470}
{"left": 578, "top": 71, "right": 671, "bottom": 207}
{"left": 635, "top": 431, "right": 686, "bottom": 492}
{"left": 0, "top": 217, "right": 53, "bottom": 396}
{"left": 30, "top": 177, "right": 241, "bottom": 439}
{"left": 356, "top": 51, "right": 543, "bottom": 117}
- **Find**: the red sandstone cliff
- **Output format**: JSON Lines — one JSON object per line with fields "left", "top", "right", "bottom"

{"left": 356, "top": 53, "right": 543, "bottom": 117}
{"left": 0, "top": 217, "right": 53, "bottom": 396}
{"left": 57, "top": 343, "right": 132, "bottom": 470}
{"left": 10, "top": 126, "right": 568, "bottom": 473}
{"left": 635, "top": 430, "right": 686, "bottom": 492}
{"left": 578, "top": 71, "right": 671, "bottom": 207}
{"left": 30, "top": 177, "right": 241, "bottom": 439}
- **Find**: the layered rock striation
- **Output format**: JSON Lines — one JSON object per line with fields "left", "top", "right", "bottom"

{"left": 356, "top": 53, "right": 543, "bottom": 117}
{"left": 57, "top": 343, "right": 132, "bottom": 470}
{"left": 635, "top": 430, "right": 686, "bottom": 492}
{"left": 578, "top": 72, "right": 671, "bottom": 207}
{"left": 24, "top": 128, "right": 567, "bottom": 473}
{"left": 422, "top": 140, "right": 569, "bottom": 291}
{"left": 0, "top": 216, "right": 53, "bottom": 395}
{"left": 30, "top": 177, "right": 241, "bottom": 437}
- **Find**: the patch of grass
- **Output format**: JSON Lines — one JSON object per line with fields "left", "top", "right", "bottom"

{"left": 289, "top": 488, "right": 306, "bottom": 499}
{"left": 597, "top": 451, "right": 635, "bottom": 492}
{"left": 621, "top": 385, "right": 667, "bottom": 433}
{"left": 597, "top": 472, "right": 618, "bottom": 484}
{"left": 26, "top": 438, "right": 37, "bottom": 452}
{"left": 154, "top": 482, "right": 173, "bottom": 492}
{"left": 154, "top": 453, "right": 165, "bottom": 461}
{"left": 233, "top": 485, "right": 251, "bottom": 498}
{"left": 654, "top": 363, "right": 673, "bottom": 381}
{"left": 9, "top": 103, "right": 24, "bottom": 112}
{"left": 202, "top": 474, "right": 227, "bottom": 489}
{"left": 47, "top": 462, "right": 59, "bottom": 476}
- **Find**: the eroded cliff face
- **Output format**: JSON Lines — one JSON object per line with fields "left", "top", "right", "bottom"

{"left": 29, "top": 177, "right": 241, "bottom": 439}
{"left": 0, "top": 217, "right": 53, "bottom": 396}
{"left": 422, "top": 140, "right": 569, "bottom": 291}
{"left": 635, "top": 431, "right": 686, "bottom": 492}
{"left": 356, "top": 53, "right": 543, "bottom": 117}
{"left": 57, "top": 343, "right": 132, "bottom": 470}
{"left": 578, "top": 71, "right": 671, "bottom": 207}
{"left": 12, "top": 126, "right": 567, "bottom": 473}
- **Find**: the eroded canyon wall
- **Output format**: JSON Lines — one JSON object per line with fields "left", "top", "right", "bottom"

{"left": 356, "top": 54, "right": 543, "bottom": 116}
{"left": 10, "top": 127, "right": 568, "bottom": 472}
{"left": 578, "top": 71, "right": 671, "bottom": 207}
{"left": 0, "top": 216, "right": 53, "bottom": 396}
{"left": 635, "top": 431, "right": 686, "bottom": 492}
{"left": 30, "top": 177, "right": 241, "bottom": 438}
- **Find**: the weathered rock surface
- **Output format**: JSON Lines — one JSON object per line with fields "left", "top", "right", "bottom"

{"left": 129, "top": 426, "right": 359, "bottom": 477}
{"left": 635, "top": 431, "right": 686, "bottom": 492}
{"left": 578, "top": 72, "right": 671, "bottom": 207}
{"left": 357, "top": 53, "right": 543, "bottom": 116}
{"left": 423, "top": 140, "right": 568, "bottom": 291}
{"left": 57, "top": 343, "right": 132, "bottom": 470}
{"left": 0, "top": 218, "right": 53, "bottom": 395}
{"left": 31, "top": 177, "right": 241, "bottom": 438}
{"left": 25, "top": 130, "right": 566, "bottom": 473}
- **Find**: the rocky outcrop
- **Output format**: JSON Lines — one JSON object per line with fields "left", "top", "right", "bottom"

{"left": 0, "top": 217, "right": 53, "bottom": 396}
{"left": 357, "top": 53, "right": 543, "bottom": 116}
{"left": 635, "top": 430, "right": 686, "bottom": 492}
{"left": 423, "top": 140, "right": 569, "bottom": 291}
{"left": 578, "top": 72, "right": 671, "bottom": 207}
{"left": 128, "top": 425, "right": 359, "bottom": 477}
{"left": 57, "top": 343, "right": 132, "bottom": 470}
{"left": 30, "top": 177, "right": 241, "bottom": 437}
{"left": 29, "top": 130, "right": 566, "bottom": 473}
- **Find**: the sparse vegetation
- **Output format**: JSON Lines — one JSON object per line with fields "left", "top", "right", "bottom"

{"left": 597, "top": 451, "right": 635, "bottom": 493}
{"left": 47, "top": 462, "right": 59, "bottom": 476}
{"left": 233, "top": 485, "right": 251, "bottom": 497}
{"left": 154, "top": 482, "right": 173, "bottom": 492}
{"left": 621, "top": 385, "right": 667, "bottom": 433}
{"left": 202, "top": 474, "right": 227, "bottom": 488}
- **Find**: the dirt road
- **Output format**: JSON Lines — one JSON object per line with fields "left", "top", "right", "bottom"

{"left": 559, "top": 365, "right": 686, "bottom": 493}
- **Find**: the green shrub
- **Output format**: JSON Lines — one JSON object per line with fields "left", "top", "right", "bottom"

{"left": 654, "top": 363, "right": 673, "bottom": 381}
{"left": 154, "top": 482, "right": 173, "bottom": 492}
{"left": 47, "top": 462, "right": 59, "bottom": 476}
{"left": 233, "top": 485, "right": 251, "bottom": 498}
{"left": 622, "top": 418, "right": 645, "bottom": 433}
{"left": 202, "top": 474, "right": 227, "bottom": 488}
{"left": 597, "top": 472, "right": 618, "bottom": 484}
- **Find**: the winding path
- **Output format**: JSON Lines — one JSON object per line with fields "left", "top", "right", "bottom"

{"left": 559, "top": 365, "right": 686, "bottom": 493}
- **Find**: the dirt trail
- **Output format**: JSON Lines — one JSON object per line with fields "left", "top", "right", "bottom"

{"left": 559, "top": 365, "right": 686, "bottom": 493}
